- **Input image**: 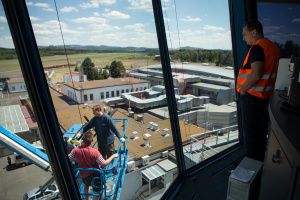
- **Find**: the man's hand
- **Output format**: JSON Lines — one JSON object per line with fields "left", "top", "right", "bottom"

{"left": 120, "top": 138, "right": 125, "bottom": 142}
{"left": 113, "top": 153, "right": 119, "bottom": 158}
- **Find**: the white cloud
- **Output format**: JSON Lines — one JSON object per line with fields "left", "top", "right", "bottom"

{"left": 61, "top": 6, "right": 78, "bottom": 13}
{"left": 180, "top": 16, "right": 201, "bottom": 22}
{"left": 164, "top": 18, "right": 171, "bottom": 22}
{"left": 69, "top": 17, "right": 108, "bottom": 24}
{"left": 203, "top": 25, "right": 224, "bottom": 31}
{"left": 292, "top": 18, "right": 300, "bottom": 22}
{"left": 34, "top": 3, "right": 54, "bottom": 12}
{"left": 0, "top": 36, "right": 14, "bottom": 48}
{"left": 26, "top": 1, "right": 33, "bottom": 6}
{"left": 88, "top": 23, "right": 121, "bottom": 32}
{"left": 30, "top": 16, "right": 41, "bottom": 21}
{"left": 0, "top": 16, "right": 7, "bottom": 23}
{"left": 93, "top": 12, "right": 101, "bottom": 17}
{"left": 124, "top": 23, "right": 145, "bottom": 29}
{"left": 79, "top": 0, "right": 116, "bottom": 8}
{"left": 103, "top": 11, "right": 130, "bottom": 19}
{"left": 128, "top": 0, "right": 153, "bottom": 12}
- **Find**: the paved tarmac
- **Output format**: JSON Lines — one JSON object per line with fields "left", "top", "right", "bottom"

{"left": 0, "top": 155, "right": 56, "bottom": 200}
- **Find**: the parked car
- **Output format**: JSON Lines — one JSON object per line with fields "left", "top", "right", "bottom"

{"left": 23, "top": 184, "right": 59, "bottom": 200}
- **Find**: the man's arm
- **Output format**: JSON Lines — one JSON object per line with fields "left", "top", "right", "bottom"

{"left": 83, "top": 117, "right": 95, "bottom": 133}
{"left": 68, "top": 150, "right": 75, "bottom": 161}
{"left": 240, "top": 61, "right": 264, "bottom": 94}
{"left": 96, "top": 153, "right": 118, "bottom": 168}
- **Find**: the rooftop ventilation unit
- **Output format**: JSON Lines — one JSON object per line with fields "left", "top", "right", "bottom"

{"left": 142, "top": 133, "right": 151, "bottom": 147}
{"left": 162, "top": 151, "right": 168, "bottom": 157}
{"left": 137, "top": 115, "right": 143, "bottom": 122}
{"left": 147, "top": 122, "right": 154, "bottom": 129}
{"left": 151, "top": 123, "right": 158, "bottom": 131}
{"left": 128, "top": 108, "right": 131, "bottom": 113}
{"left": 162, "top": 128, "right": 169, "bottom": 137}
{"left": 103, "top": 107, "right": 107, "bottom": 113}
{"left": 84, "top": 103, "right": 88, "bottom": 108}
{"left": 141, "top": 155, "right": 150, "bottom": 166}
{"left": 129, "top": 111, "right": 134, "bottom": 118}
{"left": 127, "top": 161, "right": 135, "bottom": 172}
{"left": 131, "top": 131, "right": 138, "bottom": 140}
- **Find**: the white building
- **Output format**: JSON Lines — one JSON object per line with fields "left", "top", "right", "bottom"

{"left": 7, "top": 78, "right": 27, "bottom": 93}
{"left": 64, "top": 77, "right": 150, "bottom": 104}
{"left": 63, "top": 72, "right": 87, "bottom": 82}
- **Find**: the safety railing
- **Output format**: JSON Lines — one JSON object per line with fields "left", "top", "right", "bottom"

{"left": 190, "top": 125, "right": 238, "bottom": 162}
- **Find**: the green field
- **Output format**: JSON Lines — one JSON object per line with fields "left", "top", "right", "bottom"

{"left": 0, "top": 52, "right": 157, "bottom": 73}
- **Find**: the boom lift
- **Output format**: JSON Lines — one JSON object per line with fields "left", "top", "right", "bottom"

{"left": 0, "top": 117, "right": 129, "bottom": 200}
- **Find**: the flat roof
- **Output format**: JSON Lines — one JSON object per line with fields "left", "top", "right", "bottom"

{"left": 0, "top": 105, "right": 29, "bottom": 133}
{"left": 142, "top": 164, "right": 165, "bottom": 181}
{"left": 47, "top": 87, "right": 207, "bottom": 161}
{"left": 190, "top": 82, "right": 231, "bottom": 91}
{"left": 64, "top": 77, "right": 149, "bottom": 90}
{"left": 7, "top": 78, "right": 24, "bottom": 84}
{"left": 140, "top": 63, "right": 234, "bottom": 79}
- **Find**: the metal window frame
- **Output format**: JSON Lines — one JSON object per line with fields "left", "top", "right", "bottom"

{"left": 2, "top": 1, "right": 81, "bottom": 199}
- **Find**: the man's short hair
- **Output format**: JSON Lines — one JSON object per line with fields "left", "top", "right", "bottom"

{"left": 93, "top": 105, "right": 102, "bottom": 112}
{"left": 82, "top": 131, "right": 93, "bottom": 146}
{"left": 244, "top": 20, "right": 264, "bottom": 36}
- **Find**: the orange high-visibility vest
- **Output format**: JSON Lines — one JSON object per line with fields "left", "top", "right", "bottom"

{"left": 236, "top": 38, "right": 280, "bottom": 99}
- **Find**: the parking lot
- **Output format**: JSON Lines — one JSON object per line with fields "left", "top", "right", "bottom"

{"left": 0, "top": 155, "right": 58, "bottom": 200}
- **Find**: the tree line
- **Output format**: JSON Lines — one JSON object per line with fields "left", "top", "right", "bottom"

{"left": 79, "top": 57, "right": 125, "bottom": 81}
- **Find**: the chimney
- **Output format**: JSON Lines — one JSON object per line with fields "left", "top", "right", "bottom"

{"left": 79, "top": 66, "right": 84, "bottom": 82}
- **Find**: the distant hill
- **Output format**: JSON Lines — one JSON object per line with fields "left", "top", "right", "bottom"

{"left": 38, "top": 45, "right": 159, "bottom": 52}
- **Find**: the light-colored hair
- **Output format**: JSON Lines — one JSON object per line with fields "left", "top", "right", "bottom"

{"left": 93, "top": 105, "right": 102, "bottom": 112}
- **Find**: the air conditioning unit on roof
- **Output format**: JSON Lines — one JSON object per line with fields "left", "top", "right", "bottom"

{"left": 127, "top": 161, "right": 135, "bottom": 172}
{"left": 142, "top": 155, "right": 150, "bottom": 166}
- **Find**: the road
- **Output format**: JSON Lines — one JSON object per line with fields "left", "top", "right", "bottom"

{"left": 0, "top": 155, "right": 57, "bottom": 200}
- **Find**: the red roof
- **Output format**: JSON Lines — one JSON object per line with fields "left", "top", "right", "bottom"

{"left": 63, "top": 73, "right": 80, "bottom": 77}
{"left": 21, "top": 105, "right": 38, "bottom": 129}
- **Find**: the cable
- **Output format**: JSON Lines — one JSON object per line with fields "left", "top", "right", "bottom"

{"left": 54, "top": 0, "right": 83, "bottom": 125}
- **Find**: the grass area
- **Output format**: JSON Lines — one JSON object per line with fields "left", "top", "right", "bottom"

{"left": 0, "top": 52, "right": 158, "bottom": 73}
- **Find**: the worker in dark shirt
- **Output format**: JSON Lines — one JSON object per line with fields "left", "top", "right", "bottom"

{"left": 236, "top": 20, "right": 280, "bottom": 161}
{"left": 83, "top": 105, "right": 125, "bottom": 159}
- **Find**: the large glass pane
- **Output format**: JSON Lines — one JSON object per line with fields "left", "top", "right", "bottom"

{"left": 162, "top": 0, "right": 237, "bottom": 169}
{"left": 0, "top": 3, "right": 56, "bottom": 200}
{"left": 257, "top": 1, "right": 300, "bottom": 92}
{"left": 1, "top": 0, "right": 177, "bottom": 199}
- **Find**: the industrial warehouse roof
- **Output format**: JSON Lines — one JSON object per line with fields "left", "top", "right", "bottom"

{"left": 64, "top": 77, "right": 149, "bottom": 90}
{"left": 139, "top": 63, "right": 235, "bottom": 79}
{"left": 190, "top": 82, "right": 231, "bottom": 92}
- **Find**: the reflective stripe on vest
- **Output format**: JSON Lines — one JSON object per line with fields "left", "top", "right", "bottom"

{"left": 236, "top": 38, "right": 279, "bottom": 99}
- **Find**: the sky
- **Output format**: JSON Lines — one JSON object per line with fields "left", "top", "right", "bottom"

{"left": 0, "top": 0, "right": 233, "bottom": 50}
{"left": 257, "top": 3, "right": 300, "bottom": 46}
